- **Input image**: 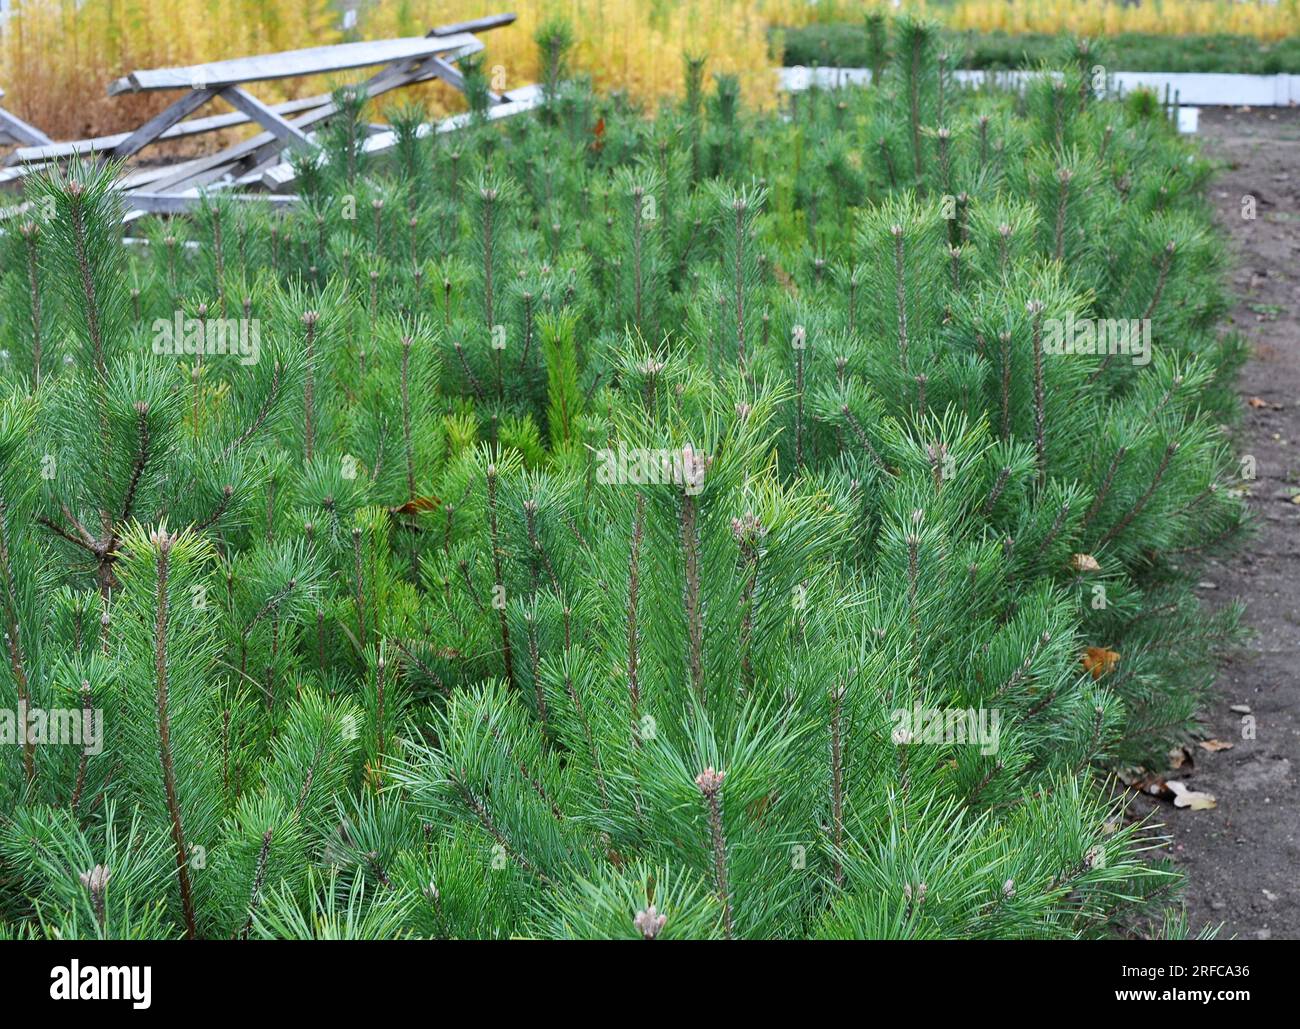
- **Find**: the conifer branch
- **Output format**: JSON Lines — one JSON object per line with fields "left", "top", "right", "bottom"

{"left": 150, "top": 529, "right": 198, "bottom": 939}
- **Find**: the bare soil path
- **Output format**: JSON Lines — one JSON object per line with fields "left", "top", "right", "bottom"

{"left": 1132, "top": 107, "right": 1300, "bottom": 940}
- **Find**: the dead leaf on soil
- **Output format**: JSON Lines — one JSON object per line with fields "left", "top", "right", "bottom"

{"left": 1117, "top": 767, "right": 1171, "bottom": 797}
{"left": 1199, "top": 739, "right": 1235, "bottom": 753}
{"left": 1167, "top": 780, "right": 1218, "bottom": 811}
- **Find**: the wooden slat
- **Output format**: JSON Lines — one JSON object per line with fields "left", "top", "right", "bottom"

{"left": 10, "top": 95, "right": 331, "bottom": 164}
{"left": 0, "top": 161, "right": 50, "bottom": 188}
{"left": 0, "top": 104, "right": 53, "bottom": 147}
{"left": 125, "top": 190, "right": 299, "bottom": 214}
{"left": 146, "top": 40, "right": 481, "bottom": 195}
{"left": 428, "top": 12, "right": 516, "bottom": 36}
{"left": 422, "top": 54, "right": 504, "bottom": 104}
{"left": 110, "top": 88, "right": 218, "bottom": 159}
{"left": 260, "top": 84, "right": 543, "bottom": 191}
{"left": 219, "top": 86, "right": 313, "bottom": 147}
{"left": 108, "top": 33, "right": 479, "bottom": 95}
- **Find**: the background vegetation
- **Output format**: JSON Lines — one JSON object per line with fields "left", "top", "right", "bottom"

{"left": 780, "top": 27, "right": 1300, "bottom": 74}
{"left": 1, "top": 1, "right": 1297, "bottom": 142}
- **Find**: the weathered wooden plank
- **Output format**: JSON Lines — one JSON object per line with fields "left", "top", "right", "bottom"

{"left": 110, "top": 88, "right": 218, "bottom": 159}
{"left": 124, "top": 190, "right": 299, "bottom": 214}
{"left": 0, "top": 104, "right": 53, "bottom": 147}
{"left": 421, "top": 54, "right": 505, "bottom": 104}
{"left": 120, "top": 160, "right": 208, "bottom": 189}
{"left": 0, "top": 161, "right": 50, "bottom": 188}
{"left": 108, "top": 33, "right": 479, "bottom": 95}
{"left": 428, "top": 12, "right": 516, "bottom": 36}
{"left": 148, "top": 41, "right": 481, "bottom": 195}
{"left": 10, "top": 94, "right": 332, "bottom": 164}
{"left": 219, "top": 86, "right": 313, "bottom": 147}
{"left": 260, "top": 84, "right": 543, "bottom": 191}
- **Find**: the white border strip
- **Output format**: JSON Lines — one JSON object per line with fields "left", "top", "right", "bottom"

{"left": 779, "top": 66, "right": 1300, "bottom": 107}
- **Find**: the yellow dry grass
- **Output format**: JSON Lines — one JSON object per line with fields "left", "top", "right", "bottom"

{"left": 1, "top": 1, "right": 1295, "bottom": 141}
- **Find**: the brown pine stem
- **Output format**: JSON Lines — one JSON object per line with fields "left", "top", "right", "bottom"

{"left": 525, "top": 613, "right": 549, "bottom": 741}
{"left": 563, "top": 659, "right": 608, "bottom": 808}
{"left": 351, "top": 528, "right": 368, "bottom": 651}
{"left": 451, "top": 772, "right": 551, "bottom": 886}
{"left": 631, "top": 186, "right": 646, "bottom": 327}
{"left": 907, "top": 32, "right": 924, "bottom": 180}
{"left": 627, "top": 493, "right": 645, "bottom": 744}
{"left": 71, "top": 680, "right": 92, "bottom": 810}
{"left": 151, "top": 531, "right": 198, "bottom": 940}
{"left": 892, "top": 225, "right": 910, "bottom": 373}
{"left": 1032, "top": 501, "right": 1072, "bottom": 565}
{"left": 830, "top": 681, "right": 845, "bottom": 890}
{"left": 486, "top": 464, "right": 516, "bottom": 689}
{"left": 453, "top": 340, "right": 485, "bottom": 402}
{"left": 1097, "top": 441, "right": 1179, "bottom": 548}
{"left": 239, "top": 829, "right": 273, "bottom": 940}
{"left": 400, "top": 335, "right": 415, "bottom": 502}
{"left": 877, "top": 138, "right": 897, "bottom": 189}
{"left": 1142, "top": 242, "right": 1177, "bottom": 321}
{"left": 20, "top": 223, "right": 43, "bottom": 387}
{"left": 302, "top": 311, "right": 318, "bottom": 464}
{"left": 732, "top": 198, "right": 750, "bottom": 373}
{"left": 734, "top": 515, "right": 764, "bottom": 693}
{"left": 0, "top": 496, "right": 36, "bottom": 785}
{"left": 840, "top": 405, "right": 889, "bottom": 471}
{"left": 1029, "top": 301, "right": 1047, "bottom": 487}
{"left": 696, "top": 768, "right": 732, "bottom": 938}
{"left": 212, "top": 209, "right": 226, "bottom": 317}
{"left": 1053, "top": 169, "right": 1073, "bottom": 263}
{"left": 121, "top": 403, "right": 151, "bottom": 521}
{"left": 1080, "top": 446, "right": 1128, "bottom": 532}
{"left": 681, "top": 492, "right": 705, "bottom": 705}
{"left": 523, "top": 500, "right": 561, "bottom": 596}
{"left": 480, "top": 186, "right": 497, "bottom": 338}
{"left": 794, "top": 334, "right": 806, "bottom": 469}
{"left": 67, "top": 182, "right": 106, "bottom": 383}
{"left": 375, "top": 654, "right": 386, "bottom": 777}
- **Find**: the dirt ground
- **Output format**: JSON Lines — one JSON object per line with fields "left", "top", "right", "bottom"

{"left": 1128, "top": 106, "right": 1300, "bottom": 940}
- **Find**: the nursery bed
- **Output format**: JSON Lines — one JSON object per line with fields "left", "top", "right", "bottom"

{"left": 1131, "top": 106, "right": 1300, "bottom": 941}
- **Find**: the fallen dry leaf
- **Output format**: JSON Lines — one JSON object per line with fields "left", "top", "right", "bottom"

{"left": 1198, "top": 739, "right": 1235, "bottom": 753}
{"left": 1071, "top": 553, "right": 1101, "bottom": 572}
{"left": 1168, "top": 745, "right": 1193, "bottom": 770}
{"left": 1167, "top": 780, "right": 1217, "bottom": 811}
{"left": 1117, "top": 767, "right": 1171, "bottom": 796}
{"left": 1247, "top": 396, "right": 1269, "bottom": 409}
{"left": 389, "top": 495, "right": 442, "bottom": 516}
{"left": 1081, "top": 646, "right": 1121, "bottom": 680}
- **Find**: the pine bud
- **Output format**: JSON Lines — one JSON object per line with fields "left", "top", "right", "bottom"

{"left": 80, "top": 864, "right": 111, "bottom": 895}
{"left": 694, "top": 767, "right": 725, "bottom": 796}
{"left": 633, "top": 905, "right": 667, "bottom": 939}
